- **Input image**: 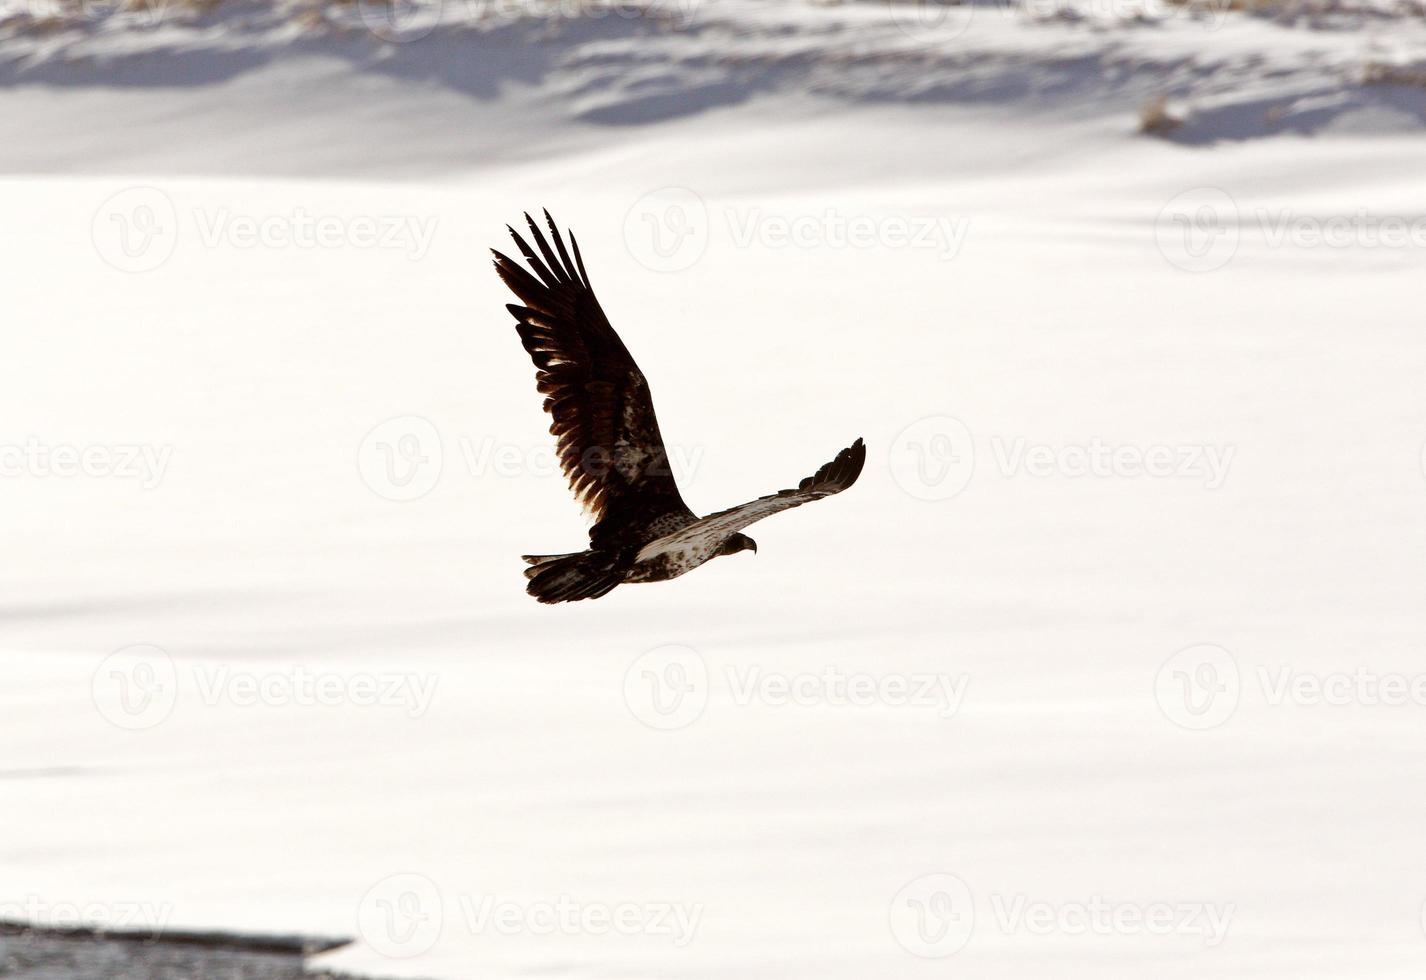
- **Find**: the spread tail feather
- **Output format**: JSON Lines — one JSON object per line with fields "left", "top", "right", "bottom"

{"left": 523, "top": 551, "right": 623, "bottom": 604}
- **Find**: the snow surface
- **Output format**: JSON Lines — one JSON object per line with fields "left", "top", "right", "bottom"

{"left": 4, "top": 1, "right": 1426, "bottom": 978}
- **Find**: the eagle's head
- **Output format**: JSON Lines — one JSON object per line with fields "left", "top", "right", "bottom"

{"left": 719, "top": 533, "right": 758, "bottom": 557}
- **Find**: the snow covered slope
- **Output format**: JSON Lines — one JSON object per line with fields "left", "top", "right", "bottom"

{"left": 3, "top": 0, "right": 1426, "bottom": 174}
{"left": 3, "top": 3, "right": 1426, "bottom": 979}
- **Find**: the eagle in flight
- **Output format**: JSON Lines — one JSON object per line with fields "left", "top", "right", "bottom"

{"left": 493, "top": 211, "right": 866, "bottom": 604}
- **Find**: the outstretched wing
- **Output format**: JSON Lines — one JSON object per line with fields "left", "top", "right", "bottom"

{"left": 492, "top": 210, "right": 693, "bottom": 544}
{"left": 637, "top": 439, "right": 866, "bottom": 562}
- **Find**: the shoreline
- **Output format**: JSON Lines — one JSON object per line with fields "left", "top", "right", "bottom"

{"left": 0, "top": 922, "right": 389, "bottom": 980}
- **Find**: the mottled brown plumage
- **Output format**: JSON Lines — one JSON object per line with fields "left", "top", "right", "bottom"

{"left": 493, "top": 210, "right": 865, "bottom": 604}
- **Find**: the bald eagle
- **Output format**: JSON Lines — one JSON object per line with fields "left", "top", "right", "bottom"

{"left": 493, "top": 211, "right": 865, "bottom": 604}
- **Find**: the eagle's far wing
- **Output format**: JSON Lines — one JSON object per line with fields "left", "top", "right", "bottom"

{"left": 638, "top": 439, "right": 866, "bottom": 560}
{"left": 493, "top": 211, "right": 692, "bottom": 541}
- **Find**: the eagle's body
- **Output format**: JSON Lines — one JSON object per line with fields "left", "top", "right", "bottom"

{"left": 493, "top": 211, "right": 865, "bottom": 603}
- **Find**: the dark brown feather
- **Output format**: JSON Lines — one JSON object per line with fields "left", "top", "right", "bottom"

{"left": 493, "top": 211, "right": 694, "bottom": 548}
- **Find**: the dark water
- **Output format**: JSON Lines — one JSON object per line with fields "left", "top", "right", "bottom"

{"left": 0, "top": 928, "right": 374, "bottom": 980}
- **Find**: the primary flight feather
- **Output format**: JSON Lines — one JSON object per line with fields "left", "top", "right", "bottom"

{"left": 492, "top": 210, "right": 865, "bottom": 604}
